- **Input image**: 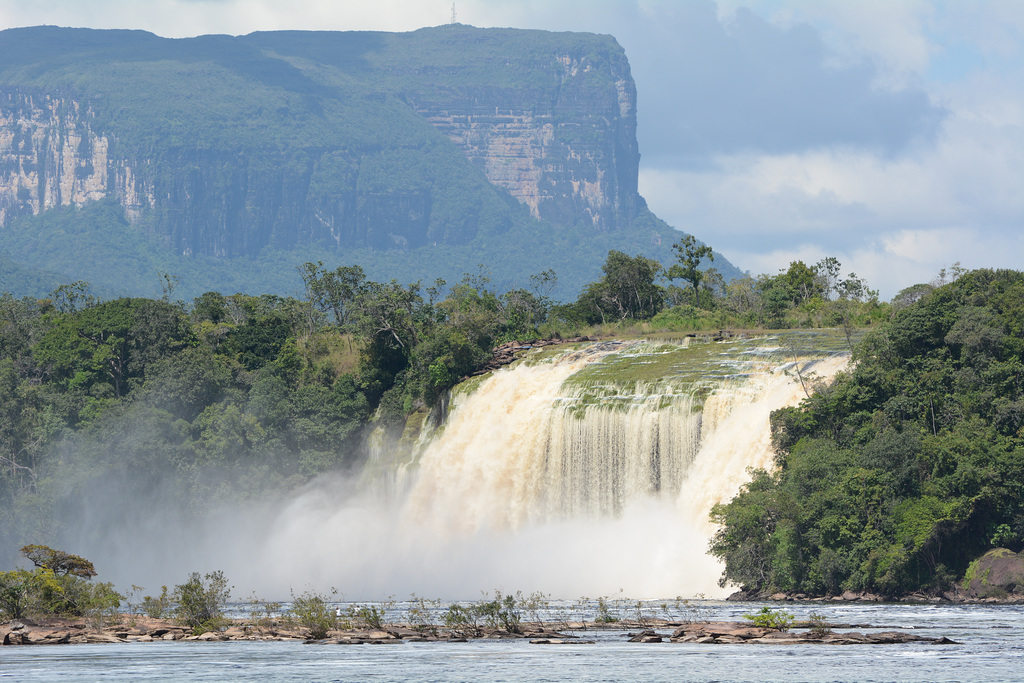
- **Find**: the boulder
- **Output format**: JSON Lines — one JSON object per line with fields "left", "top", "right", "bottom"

{"left": 196, "top": 631, "right": 228, "bottom": 641}
{"left": 963, "top": 548, "right": 1024, "bottom": 599}
{"left": 931, "top": 636, "right": 960, "bottom": 645}
{"left": 365, "top": 630, "right": 398, "bottom": 640}
{"left": 4, "top": 629, "right": 73, "bottom": 645}
{"left": 863, "top": 631, "right": 917, "bottom": 644}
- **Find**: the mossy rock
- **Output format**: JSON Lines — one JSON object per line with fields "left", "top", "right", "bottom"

{"left": 962, "top": 548, "right": 1024, "bottom": 598}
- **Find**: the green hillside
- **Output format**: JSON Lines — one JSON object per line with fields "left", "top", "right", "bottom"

{"left": 0, "top": 25, "right": 740, "bottom": 301}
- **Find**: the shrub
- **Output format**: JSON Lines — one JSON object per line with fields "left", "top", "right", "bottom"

{"left": 671, "top": 594, "right": 712, "bottom": 624}
{"left": 82, "top": 581, "right": 122, "bottom": 628}
{"left": 631, "top": 600, "right": 659, "bottom": 626}
{"left": 406, "top": 594, "right": 441, "bottom": 635}
{"left": 122, "top": 584, "right": 144, "bottom": 619}
{"left": 41, "top": 574, "right": 93, "bottom": 616}
{"left": 173, "top": 571, "right": 231, "bottom": 634}
{"left": 441, "top": 603, "right": 481, "bottom": 637}
{"left": 352, "top": 603, "right": 386, "bottom": 630}
{"left": 243, "top": 593, "right": 282, "bottom": 634}
{"left": 594, "top": 595, "right": 619, "bottom": 623}
{"left": 477, "top": 591, "right": 521, "bottom": 633}
{"left": 0, "top": 566, "right": 121, "bottom": 622}
{"left": 290, "top": 588, "right": 338, "bottom": 640}
{"left": 743, "top": 606, "right": 795, "bottom": 632}
{"left": 141, "top": 586, "right": 172, "bottom": 618}
{"left": 519, "top": 591, "right": 548, "bottom": 627}
{"left": 0, "top": 569, "right": 38, "bottom": 619}
{"left": 805, "top": 612, "right": 832, "bottom": 637}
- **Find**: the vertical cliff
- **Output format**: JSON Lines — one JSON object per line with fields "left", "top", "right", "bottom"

{"left": 246, "top": 26, "right": 648, "bottom": 235}
{"left": 0, "top": 91, "right": 117, "bottom": 225}
{"left": 0, "top": 25, "right": 715, "bottom": 293}
{"left": 396, "top": 29, "right": 641, "bottom": 231}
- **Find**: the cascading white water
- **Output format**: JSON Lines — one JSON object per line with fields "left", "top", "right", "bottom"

{"left": 404, "top": 372, "right": 705, "bottom": 529}
{"left": 676, "top": 354, "right": 849, "bottom": 533}
{"left": 238, "top": 336, "right": 848, "bottom": 600}
{"left": 402, "top": 341, "right": 639, "bottom": 533}
{"left": 543, "top": 386, "right": 702, "bottom": 519}
{"left": 394, "top": 339, "right": 848, "bottom": 596}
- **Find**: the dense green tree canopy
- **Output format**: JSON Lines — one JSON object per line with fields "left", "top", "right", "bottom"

{"left": 0, "top": 250, "right": 926, "bottom": 575}
{"left": 710, "top": 269, "right": 1024, "bottom": 597}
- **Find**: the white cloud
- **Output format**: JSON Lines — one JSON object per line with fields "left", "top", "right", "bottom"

{"left": 932, "top": 0, "right": 1024, "bottom": 60}
{"left": 717, "top": 0, "right": 935, "bottom": 86}
{"left": 640, "top": 94, "right": 1024, "bottom": 299}
{"left": 0, "top": 0, "right": 449, "bottom": 36}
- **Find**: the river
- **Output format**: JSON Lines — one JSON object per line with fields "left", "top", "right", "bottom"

{"left": 4, "top": 602, "right": 1023, "bottom": 682}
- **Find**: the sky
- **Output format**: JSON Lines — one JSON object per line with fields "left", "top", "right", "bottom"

{"left": 1, "top": 0, "right": 1021, "bottom": 299}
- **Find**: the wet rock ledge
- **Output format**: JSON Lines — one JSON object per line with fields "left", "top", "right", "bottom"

{"left": 664, "top": 622, "right": 957, "bottom": 645}
{"left": 2, "top": 617, "right": 957, "bottom": 647}
{"left": 474, "top": 336, "right": 596, "bottom": 375}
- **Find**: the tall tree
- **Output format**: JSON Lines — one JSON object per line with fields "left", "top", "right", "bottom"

{"left": 595, "top": 250, "right": 664, "bottom": 320}
{"left": 667, "top": 235, "right": 714, "bottom": 305}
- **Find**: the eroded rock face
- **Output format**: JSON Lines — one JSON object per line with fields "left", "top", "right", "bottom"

{"left": 0, "top": 88, "right": 454, "bottom": 257}
{"left": 0, "top": 27, "right": 649, "bottom": 259}
{"left": 412, "top": 49, "right": 640, "bottom": 232}
{"left": 963, "top": 548, "right": 1024, "bottom": 599}
{"left": 0, "top": 91, "right": 138, "bottom": 225}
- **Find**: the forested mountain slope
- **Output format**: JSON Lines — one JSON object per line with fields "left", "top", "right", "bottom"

{"left": 0, "top": 25, "right": 739, "bottom": 299}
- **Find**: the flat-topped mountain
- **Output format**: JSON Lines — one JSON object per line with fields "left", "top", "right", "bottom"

{"left": 0, "top": 25, "right": 738, "bottom": 298}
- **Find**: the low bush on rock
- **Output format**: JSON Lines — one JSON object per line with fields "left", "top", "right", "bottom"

{"left": 743, "top": 606, "right": 795, "bottom": 632}
{"left": 289, "top": 587, "right": 339, "bottom": 639}
{"left": 0, "top": 545, "right": 122, "bottom": 623}
{"left": 173, "top": 570, "right": 231, "bottom": 635}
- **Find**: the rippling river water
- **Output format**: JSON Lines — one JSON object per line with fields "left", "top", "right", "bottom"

{"left": 4, "top": 603, "right": 1023, "bottom": 682}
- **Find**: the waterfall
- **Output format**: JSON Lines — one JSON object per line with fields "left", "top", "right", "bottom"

{"left": 404, "top": 341, "right": 709, "bottom": 531}
{"left": 246, "top": 335, "right": 847, "bottom": 600}
{"left": 392, "top": 337, "right": 848, "bottom": 596}
{"left": 402, "top": 341, "right": 644, "bottom": 533}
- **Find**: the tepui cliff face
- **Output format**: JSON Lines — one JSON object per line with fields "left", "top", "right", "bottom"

{"left": 0, "top": 92, "right": 117, "bottom": 225}
{"left": 407, "top": 48, "right": 640, "bottom": 231}
{"left": 0, "top": 25, "right": 647, "bottom": 260}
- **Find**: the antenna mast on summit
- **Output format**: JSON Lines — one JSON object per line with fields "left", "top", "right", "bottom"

{"left": 451, "top": 2, "right": 457, "bottom": 24}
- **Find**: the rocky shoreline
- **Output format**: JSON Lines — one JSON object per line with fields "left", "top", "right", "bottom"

{"left": 473, "top": 336, "right": 597, "bottom": 376}
{"left": 2, "top": 616, "right": 958, "bottom": 647}
{"left": 723, "top": 549, "right": 1024, "bottom": 604}
{"left": 727, "top": 588, "right": 1024, "bottom": 604}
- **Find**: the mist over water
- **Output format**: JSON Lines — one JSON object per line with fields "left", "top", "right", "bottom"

{"left": 73, "top": 339, "right": 847, "bottom": 602}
